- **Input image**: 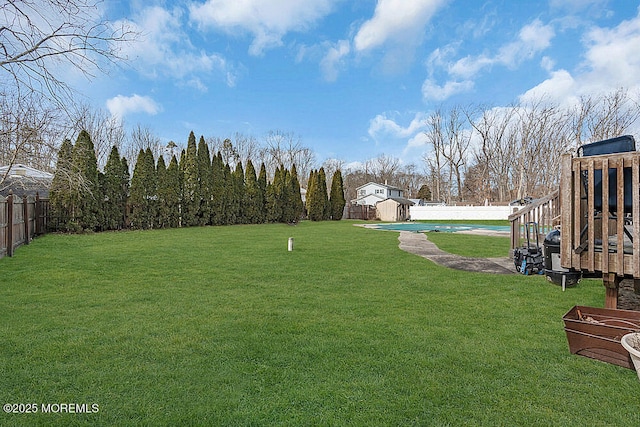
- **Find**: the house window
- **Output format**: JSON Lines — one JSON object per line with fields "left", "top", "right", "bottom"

{"left": 359, "top": 189, "right": 366, "bottom": 196}
{"left": 375, "top": 189, "right": 384, "bottom": 194}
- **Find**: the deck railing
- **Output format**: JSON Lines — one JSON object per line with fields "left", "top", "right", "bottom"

{"left": 508, "top": 189, "right": 560, "bottom": 252}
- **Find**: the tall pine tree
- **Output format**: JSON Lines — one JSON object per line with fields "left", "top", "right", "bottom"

{"left": 329, "top": 170, "right": 346, "bottom": 220}
{"left": 103, "top": 146, "right": 125, "bottom": 230}
{"left": 182, "top": 131, "right": 200, "bottom": 226}
{"left": 129, "top": 150, "right": 148, "bottom": 229}
{"left": 233, "top": 161, "right": 246, "bottom": 223}
{"left": 129, "top": 149, "right": 157, "bottom": 229}
{"left": 197, "top": 135, "right": 212, "bottom": 226}
{"left": 120, "top": 156, "right": 130, "bottom": 229}
{"left": 71, "top": 130, "right": 100, "bottom": 230}
{"left": 164, "top": 155, "right": 182, "bottom": 228}
{"left": 290, "top": 164, "right": 304, "bottom": 222}
{"left": 244, "top": 159, "right": 264, "bottom": 224}
{"left": 306, "top": 169, "right": 318, "bottom": 220}
{"left": 266, "top": 166, "right": 283, "bottom": 222}
{"left": 50, "top": 138, "right": 75, "bottom": 231}
{"left": 156, "top": 155, "right": 168, "bottom": 228}
{"left": 223, "top": 163, "right": 235, "bottom": 224}
{"left": 210, "top": 152, "right": 225, "bottom": 225}
{"left": 318, "top": 167, "right": 330, "bottom": 220}
{"left": 145, "top": 148, "right": 158, "bottom": 228}
{"left": 178, "top": 149, "right": 186, "bottom": 227}
{"left": 257, "top": 163, "right": 268, "bottom": 219}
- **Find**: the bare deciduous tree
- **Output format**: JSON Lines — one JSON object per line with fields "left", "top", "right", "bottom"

{"left": 123, "top": 124, "right": 163, "bottom": 169}
{"left": 0, "top": 0, "right": 136, "bottom": 104}
{"left": 423, "top": 110, "right": 446, "bottom": 202}
{"left": 568, "top": 89, "right": 640, "bottom": 148}
{"left": 585, "top": 88, "right": 640, "bottom": 143}
{"left": 395, "top": 163, "right": 424, "bottom": 199}
{"left": 0, "top": 0, "right": 136, "bottom": 183}
{"left": 441, "top": 106, "right": 471, "bottom": 202}
{"left": 71, "top": 103, "right": 126, "bottom": 169}
{"left": 466, "top": 104, "right": 517, "bottom": 203}
{"left": 365, "top": 153, "right": 401, "bottom": 185}
{"left": 262, "top": 130, "right": 316, "bottom": 180}
{"left": 0, "top": 92, "right": 67, "bottom": 186}
{"left": 320, "top": 158, "right": 345, "bottom": 190}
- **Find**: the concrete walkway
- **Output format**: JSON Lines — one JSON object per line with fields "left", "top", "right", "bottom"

{"left": 397, "top": 231, "right": 516, "bottom": 274}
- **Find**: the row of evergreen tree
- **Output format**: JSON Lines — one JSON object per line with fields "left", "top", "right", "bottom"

{"left": 49, "top": 130, "right": 346, "bottom": 232}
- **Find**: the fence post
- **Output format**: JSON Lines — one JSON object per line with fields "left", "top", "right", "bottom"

{"left": 7, "top": 191, "right": 13, "bottom": 257}
{"left": 23, "top": 195, "right": 30, "bottom": 245}
{"left": 35, "top": 193, "right": 41, "bottom": 235}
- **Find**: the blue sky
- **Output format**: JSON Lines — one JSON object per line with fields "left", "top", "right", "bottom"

{"left": 82, "top": 0, "right": 640, "bottom": 167}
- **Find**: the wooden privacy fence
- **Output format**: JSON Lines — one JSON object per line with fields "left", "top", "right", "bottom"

{"left": 508, "top": 189, "right": 560, "bottom": 252}
{"left": 346, "top": 203, "right": 377, "bottom": 220}
{"left": 560, "top": 152, "right": 640, "bottom": 280}
{"left": 0, "top": 192, "right": 49, "bottom": 259}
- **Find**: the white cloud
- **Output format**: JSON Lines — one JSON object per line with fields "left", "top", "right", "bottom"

{"left": 189, "top": 0, "right": 337, "bottom": 56}
{"left": 494, "top": 19, "right": 554, "bottom": 68}
{"left": 320, "top": 40, "right": 351, "bottom": 82}
{"left": 422, "top": 18, "right": 555, "bottom": 101}
{"left": 449, "top": 19, "right": 555, "bottom": 79}
{"left": 406, "top": 132, "right": 429, "bottom": 149}
{"left": 448, "top": 55, "right": 493, "bottom": 80}
{"left": 106, "top": 94, "right": 161, "bottom": 118}
{"left": 520, "top": 9, "right": 640, "bottom": 104}
{"left": 519, "top": 69, "right": 576, "bottom": 104}
{"left": 580, "top": 11, "right": 640, "bottom": 92}
{"left": 540, "top": 56, "right": 555, "bottom": 72}
{"left": 368, "top": 112, "right": 428, "bottom": 140}
{"left": 426, "top": 44, "right": 459, "bottom": 73}
{"left": 549, "top": 0, "right": 609, "bottom": 12}
{"left": 366, "top": 111, "right": 433, "bottom": 163}
{"left": 422, "top": 78, "right": 474, "bottom": 101}
{"left": 354, "top": 0, "right": 447, "bottom": 52}
{"left": 115, "top": 6, "right": 236, "bottom": 89}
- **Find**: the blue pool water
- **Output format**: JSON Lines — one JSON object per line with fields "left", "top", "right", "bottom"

{"left": 368, "top": 222, "right": 510, "bottom": 233}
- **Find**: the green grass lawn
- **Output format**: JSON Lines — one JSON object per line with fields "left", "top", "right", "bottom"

{"left": 425, "top": 232, "right": 511, "bottom": 259}
{"left": 1, "top": 221, "right": 639, "bottom": 426}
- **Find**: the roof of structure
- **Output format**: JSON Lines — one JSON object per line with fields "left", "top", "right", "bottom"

{"left": 355, "top": 181, "right": 402, "bottom": 191}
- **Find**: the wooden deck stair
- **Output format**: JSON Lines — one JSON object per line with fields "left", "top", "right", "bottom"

{"left": 508, "top": 189, "right": 559, "bottom": 253}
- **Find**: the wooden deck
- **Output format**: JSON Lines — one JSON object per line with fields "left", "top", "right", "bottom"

{"left": 559, "top": 152, "right": 640, "bottom": 277}
{"left": 509, "top": 149, "right": 640, "bottom": 309}
{"left": 560, "top": 151, "right": 640, "bottom": 308}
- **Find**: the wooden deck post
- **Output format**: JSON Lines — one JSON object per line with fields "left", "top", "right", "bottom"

{"left": 603, "top": 273, "right": 622, "bottom": 309}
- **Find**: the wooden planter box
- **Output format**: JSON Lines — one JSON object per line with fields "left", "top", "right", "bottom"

{"left": 563, "top": 305, "right": 640, "bottom": 369}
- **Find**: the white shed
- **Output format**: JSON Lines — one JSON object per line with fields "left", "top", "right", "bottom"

{"left": 375, "top": 197, "right": 414, "bottom": 221}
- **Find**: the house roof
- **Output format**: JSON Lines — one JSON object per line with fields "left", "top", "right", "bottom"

{"left": 351, "top": 193, "right": 385, "bottom": 204}
{"left": 355, "top": 181, "right": 402, "bottom": 191}
{"left": 377, "top": 197, "right": 415, "bottom": 206}
{"left": 0, "top": 164, "right": 54, "bottom": 179}
{"left": 0, "top": 164, "right": 53, "bottom": 198}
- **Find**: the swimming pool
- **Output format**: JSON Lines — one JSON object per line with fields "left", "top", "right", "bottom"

{"left": 365, "top": 222, "right": 510, "bottom": 233}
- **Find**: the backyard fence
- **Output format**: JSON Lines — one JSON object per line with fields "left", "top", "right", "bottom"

{"left": 346, "top": 203, "right": 377, "bottom": 220}
{"left": 0, "top": 192, "right": 49, "bottom": 259}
